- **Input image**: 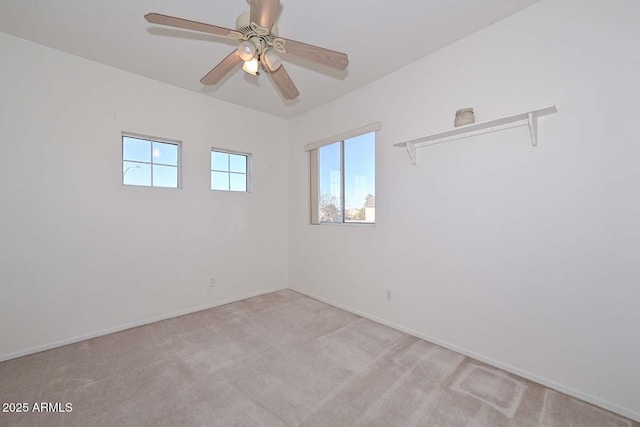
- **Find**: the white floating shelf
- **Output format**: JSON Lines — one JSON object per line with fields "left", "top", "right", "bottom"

{"left": 394, "top": 105, "right": 557, "bottom": 165}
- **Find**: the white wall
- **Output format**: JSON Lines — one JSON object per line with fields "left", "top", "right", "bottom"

{"left": 289, "top": 0, "right": 640, "bottom": 421}
{"left": 0, "top": 33, "right": 289, "bottom": 360}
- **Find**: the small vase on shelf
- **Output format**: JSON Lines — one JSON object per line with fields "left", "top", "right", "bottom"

{"left": 454, "top": 108, "right": 475, "bottom": 127}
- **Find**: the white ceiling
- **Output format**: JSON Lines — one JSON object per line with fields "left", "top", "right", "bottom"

{"left": 0, "top": 0, "right": 540, "bottom": 119}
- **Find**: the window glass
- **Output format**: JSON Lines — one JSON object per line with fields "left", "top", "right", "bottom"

{"left": 123, "top": 137, "right": 150, "bottom": 163}
{"left": 229, "top": 154, "right": 247, "bottom": 173}
{"left": 229, "top": 173, "right": 247, "bottom": 192}
{"left": 123, "top": 161, "right": 151, "bottom": 186}
{"left": 211, "top": 171, "right": 230, "bottom": 191}
{"left": 122, "top": 135, "right": 180, "bottom": 188}
{"left": 211, "top": 151, "right": 229, "bottom": 171}
{"left": 314, "top": 132, "right": 375, "bottom": 224}
{"left": 211, "top": 150, "right": 250, "bottom": 192}
{"left": 152, "top": 141, "right": 178, "bottom": 166}
{"left": 344, "top": 133, "right": 375, "bottom": 223}
{"left": 153, "top": 165, "right": 178, "bottom": 188}
{"left": 318, "top": 142, "right": 342, "bottom": 223}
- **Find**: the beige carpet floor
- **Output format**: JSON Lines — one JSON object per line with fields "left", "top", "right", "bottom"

{"left": 0, "top": 290, "right": 637, "bottom": 426}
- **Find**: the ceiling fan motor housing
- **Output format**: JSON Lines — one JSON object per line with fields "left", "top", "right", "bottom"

{"left": 235, "top": 12, "right": 278, "bottom": 35}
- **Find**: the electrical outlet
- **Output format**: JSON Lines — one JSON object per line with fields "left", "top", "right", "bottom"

{"left": 209, "top": 278, "right": 216, "bottom": 288}
{"left": 385, "top": 289, "right": 392, "bottom": 301}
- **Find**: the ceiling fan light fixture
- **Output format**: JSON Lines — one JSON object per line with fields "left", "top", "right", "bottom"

{"left": 262, "top": 48, "right": 282, "bottom": 72}
{"left": 237, "top": 41, "right": 257, "bottom": 61}
{"left": 242, "top": 57, "right": 260, "bottom": 75}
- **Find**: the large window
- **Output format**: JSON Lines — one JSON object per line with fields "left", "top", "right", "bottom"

{"left": 122, "top": 134, "right": 180, "bottom": 188}
{"left": 211, "top": 149, "right": 250, "bottom": 192}
{"left": 309, "top": 125, "right": 377, "bottom": 224}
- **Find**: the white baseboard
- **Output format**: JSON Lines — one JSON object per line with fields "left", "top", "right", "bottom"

{"left": 0, "top": 287, "right": 285, "bottom": 363}
{"left": 290, "top": 287, "right": 640, "bottom": 423}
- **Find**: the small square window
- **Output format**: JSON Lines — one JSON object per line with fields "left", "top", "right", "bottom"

{"left": 211, "top": 149, "right": 250, "bottom": 192}
{"left": 122, "top": 134, "right": 180, "bottom": 188}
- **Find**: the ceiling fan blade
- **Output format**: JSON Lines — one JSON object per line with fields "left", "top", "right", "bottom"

{"left": 200, "top": 51, "right": 243, "bottom": 85}
{"left": 268, "top": 65, "right": 299, "bottom": 100}
{"left": 145, "top": 13, "right": 235, "bottom": 37}
{"left": 281, "top": 38, "right": 349, "bottom": 70}
{"left": 249, "top": 0, "right": 280, "bottom": 30}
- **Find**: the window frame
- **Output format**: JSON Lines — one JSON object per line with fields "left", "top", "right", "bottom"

{"left": 306, "top": 123, "right": 379, "bottom": 225}
{"left": 121, "top": 132, "right": 182, "bottom": 189}
{"left": 210, "top": 147, "right": 252, "bottom": 193}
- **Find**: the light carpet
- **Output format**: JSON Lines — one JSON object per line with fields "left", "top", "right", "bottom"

{"left": 0, "top": 290, "right": 637, "bottom": 426}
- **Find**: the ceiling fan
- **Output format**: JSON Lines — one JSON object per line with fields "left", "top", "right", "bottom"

{"left": 144, "top": 0, "right": 349, "bottom": 100}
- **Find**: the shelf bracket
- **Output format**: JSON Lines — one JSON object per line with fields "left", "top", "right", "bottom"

{"left": 406, "top": 142, "right": 416, "bottom": 166}
{"left": 528, "top": 112, "right": 538, "bottom": 146}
